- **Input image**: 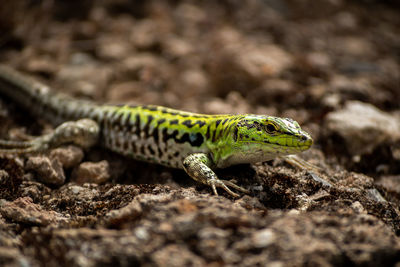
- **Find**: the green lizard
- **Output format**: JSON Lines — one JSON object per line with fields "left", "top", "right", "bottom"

{"left": 0, "top": 65, "right": 313, "bottom": 197}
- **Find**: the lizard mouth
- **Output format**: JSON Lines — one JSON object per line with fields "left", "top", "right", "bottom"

{"left": 266, "top": 133, "right": 313, "bottom": 148}
{"left": 245, "top": 134, "right": 313, "bottom": 151}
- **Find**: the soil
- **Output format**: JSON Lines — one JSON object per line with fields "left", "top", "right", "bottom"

{"left": 0, "top": 1, "right": 399, "bottom": 266}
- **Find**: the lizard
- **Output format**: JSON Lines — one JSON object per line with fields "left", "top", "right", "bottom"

{"left": 0, "top": 64, "right": 313, "bottom": 197}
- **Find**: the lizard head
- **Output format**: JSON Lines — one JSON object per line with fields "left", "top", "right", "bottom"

{"left": 215, "top": 115, "right": 313, "bottom": 167}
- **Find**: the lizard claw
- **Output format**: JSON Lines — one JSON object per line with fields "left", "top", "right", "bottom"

{"left": 208, "top": 178, "right": 249, "bottom": 198}
{"left": 183, "top": 153, "right": 250, "bottom": 198}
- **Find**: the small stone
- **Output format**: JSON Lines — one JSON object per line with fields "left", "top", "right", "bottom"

{"left": 103, "top": 199, "right": 142, "bottom": 226}
{"left": 351, "top": 201, "right": 366, "bottom": 214}
{"left": 309, "top": 172, "right": 332, "bottom": 187}
{"left": 122, "top": 53, "right": 160, "bottom": 74}
{"left": 97, "top": 35, "right": 134, "bottom": 60}
{"left": 158, "top": 222, "right": 174, "bottom": 233}
{"left": 130, "top": 19, "right": 161, "bottom": 50}
{"left": 321, "top": 93, "right": 341, "bottom": 109}
{"left": 306, "top": 52, "right": 332, "bottom": 69}
{"left": 328, "top": 75, "right": 373, "bottom": 98}
{"left": 25, "top": 58, "right": 58, "bottom": 75}
{"left": 198, "top": 227, "right": 229, "bottom": 240}
{"left": 208, "top": 27, "right": 293, "bottom": 95}
{"left": 325, "top": 101, "right": 400, "bottom": 155}
{"left": 204, "top": 91, "right": 251, "bottom": 115}
{"left": 366, "top": 189, "right": 387, "bottom": 203}
{"left": 62, "top": 184, "right": 99, "bottom": 202}
{"left": 107, "top": 81, "right": 143, "bottom": 103}
{"left": 26, "top": 156, "right": 66, "bottom": 186}
{"left": 72, "top": 160, "right": 111, "bottom": 184}
{"left": 391, "top": 145, "right": 400, "bottom": 160}
{"left": 134, "top": 227, "right": 149, "bottom": 241}
{"left": 57, "top": 62, "right": 112, "bottom": 99}
{"left": 50, "top": 145, "right": 84, "bottom": 169}
{"left": 162, "top": 36, "right": 193, "bottom": 58}
{"left": 234, "top": 41, "right": 293, "bottom": 78}
{"left": 179, "top": 69, "right": 209, "bottom": 95}
{"left": 69, "top": 185, "right": 85, "bottom": 195}
{"left": 331, "top": 36, "right": 375, "bottom": 57}
{"left": 251, "top": 228, "right": 276, "bottom": 248}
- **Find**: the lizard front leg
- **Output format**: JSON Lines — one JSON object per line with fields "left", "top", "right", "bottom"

{"left": 182, "top": 153, "right": 249, "bottom": 197}
{"left": 0, "top": 119, "right": 99, "bottom": 154}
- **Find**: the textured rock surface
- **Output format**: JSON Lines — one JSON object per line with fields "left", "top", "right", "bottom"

{"left": 0, "top": 197, "right": 68, "bottom": 226}
{"left": 325, "top": 101, "right": 400, "bottom": 155}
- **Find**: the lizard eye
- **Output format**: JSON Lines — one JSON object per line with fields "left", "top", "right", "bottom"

{"left": 265, "top": 123, "right": 277, "bottom": 133}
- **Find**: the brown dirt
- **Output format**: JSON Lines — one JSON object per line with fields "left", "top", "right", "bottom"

{"left": 0, "top": 1, "right": 399, "bottom": 266}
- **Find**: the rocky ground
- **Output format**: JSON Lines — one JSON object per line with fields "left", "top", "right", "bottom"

{"left": 0, "top": 0, "right": 399, "bottom": 266}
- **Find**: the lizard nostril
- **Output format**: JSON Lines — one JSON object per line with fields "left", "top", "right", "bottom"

{"left": 300, "top": 134, "right": 311, "bottom": 141}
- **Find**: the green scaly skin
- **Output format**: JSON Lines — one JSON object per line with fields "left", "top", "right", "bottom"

{"left": 0, "top": 65, "right": 313, "bottom": 197}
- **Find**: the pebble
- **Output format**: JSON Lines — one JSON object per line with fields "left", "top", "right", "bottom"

{"left": 208, "top": 27, "right": 293, "bottom": 95}
{"left": 366, "top": 189, "right": 387, "bottom": 203}
{"left": 251, "top": 228, "right": 276, "bottom": 248}
{"left": 50, "top": 145, "right": 84, "bottom": 169}
{"left": 72, "top": 160, "right": 111, "bottom": 184}
{"left": 26, "top": 156, "right": 66, "bottom": 186}
{"left": 325, "top": 101, "right": 400, "bottom": 155}
{"left": 103, "top": 199, "right": 142, "bottom": 226}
